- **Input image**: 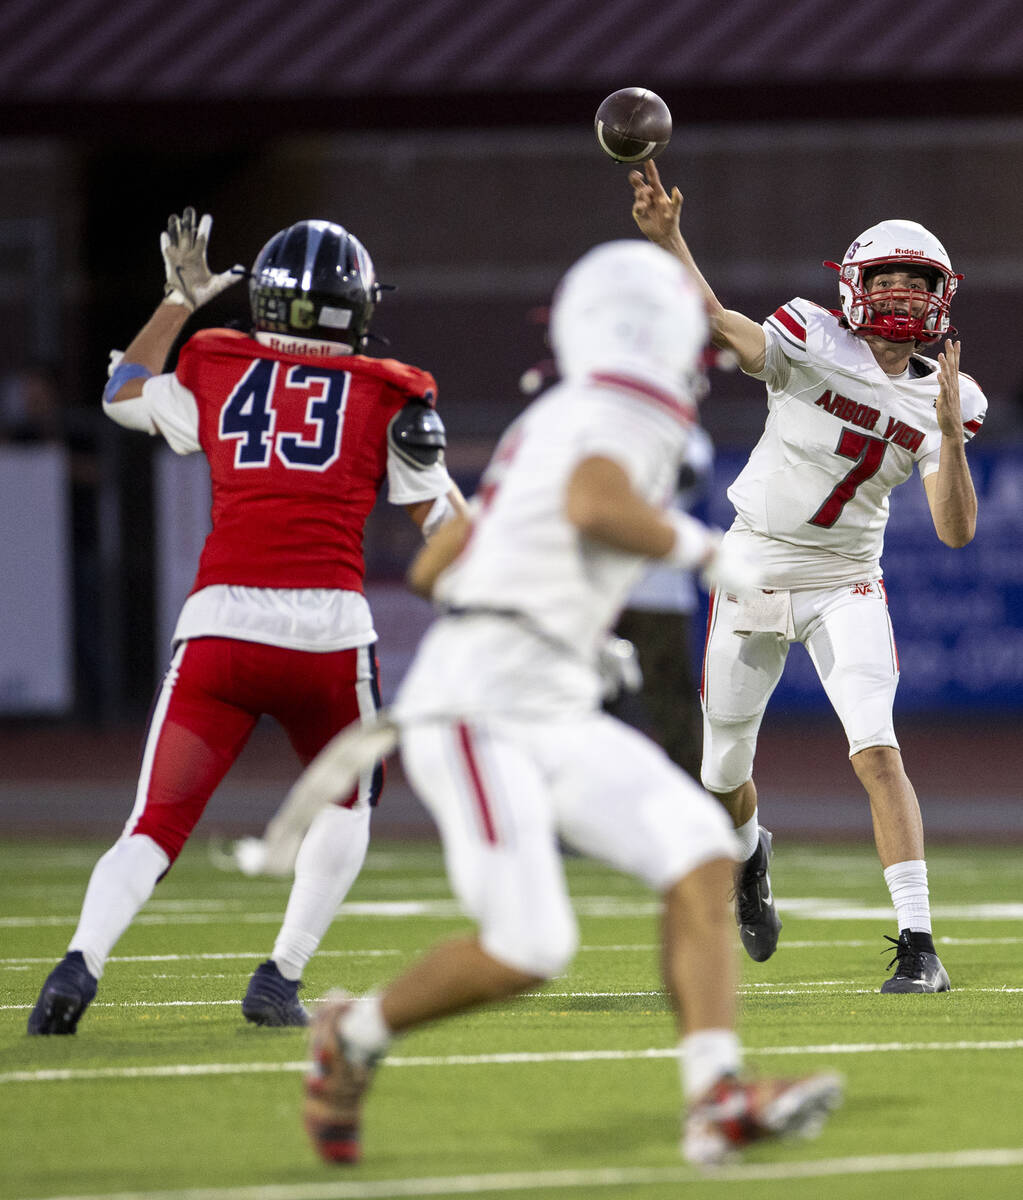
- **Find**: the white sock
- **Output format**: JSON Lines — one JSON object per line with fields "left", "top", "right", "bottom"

{"left": 338, "top": 992, "right": 392, "bottom": 1064}
{"left": 883, "top": 860, "right": 932, "bottom": 933}
{"left": 271, "top": 804, "right": 371, "bottom": 981}
{"left": 679, "top": 1028, "right": 742, "bottom": 1103}
{"left": 68, "top": 835, "right": 170, "bottom": 979}
{"left": 733, "top": 814, "right": 760, "bottom": 862}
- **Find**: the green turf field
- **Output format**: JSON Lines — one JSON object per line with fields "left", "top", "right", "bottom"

{"left": 2, "top": 836, "right": 1022, "bottom": 1200}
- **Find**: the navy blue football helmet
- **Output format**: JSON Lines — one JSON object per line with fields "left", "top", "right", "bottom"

{"left": 249, "top": 220, "right": 382, "bottom": 347}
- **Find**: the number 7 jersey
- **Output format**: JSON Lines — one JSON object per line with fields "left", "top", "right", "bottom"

{"left": 726, "top": 298, "right": 987, "bottom": 588}
{"left": 140, "top": 328, "right": 445, "bottom": 594}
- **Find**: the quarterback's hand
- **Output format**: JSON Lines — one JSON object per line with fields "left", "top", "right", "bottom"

{"left": 700, "top": 536, "right": 765, "bottom": 598}
{"left": 161, "top": 207, "right": 244, "bottom": 311}
{"left": 628, "top": 159, "right": 683, "bottom": 249}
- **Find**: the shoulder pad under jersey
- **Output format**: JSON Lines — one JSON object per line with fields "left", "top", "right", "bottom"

{"left": 763, "top": 299, "right": 838, "bottom": 359}
{"left": 958, "top": 372, "right": 987, "bottom": 441}
{"left": 353, "top": 356, "right": 437, "bottom": 406}
{"left": 387, "top": 401, "right": 447, "bottom": 468}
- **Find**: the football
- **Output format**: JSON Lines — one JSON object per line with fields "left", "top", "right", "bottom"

{"left": 594, "top": 87, "right": 672, "bottom": 163}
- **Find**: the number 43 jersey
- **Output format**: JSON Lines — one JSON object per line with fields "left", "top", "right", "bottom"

{"left": 726, "top": 298, "right": 987, "bottom": 588}
{"left": 137, "top": 328, "right": 449, "bottom": 595}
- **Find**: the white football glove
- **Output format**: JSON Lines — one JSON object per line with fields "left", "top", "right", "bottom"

{"left": 597, "top": 635, "right": 643, "bottom": 701}
{"left": 161, "top": 207, "right": 244, "bottom": 311}
{"left": 700, "top": 536, "right": 765, "bottom": 598}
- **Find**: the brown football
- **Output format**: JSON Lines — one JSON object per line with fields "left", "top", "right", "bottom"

{"left": 594, "top": 87, "right": 672, "bottom": 163}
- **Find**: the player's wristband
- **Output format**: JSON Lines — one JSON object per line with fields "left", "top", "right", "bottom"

{"left": 664, "top": 510, "right": 718, "bottom": 571}
{"left": 422, "top": 494, "right": 455, "bottom": 540}
{"left": 103, "top": 362, "right": 153, "bottom": 405}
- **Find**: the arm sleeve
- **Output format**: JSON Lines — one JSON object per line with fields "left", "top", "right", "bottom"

{"left": 745, "top": 333, "right": 791, "bottom": 391}
{"left": 103, "top": 393, "right": 158, "bottom": 434}
{"left": 102, "top": 373, "right": 201, "bottom": 454}
{"left": 385, "top": 446, "right": 455, "bottom": 505}
{"left": 743, "top": 299, "right": 816, "bottom": 389}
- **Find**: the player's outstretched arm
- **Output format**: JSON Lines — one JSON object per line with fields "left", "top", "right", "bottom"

{"left": 564, "top": 454, "right": 761, "bottom": 594}
{"left": 922, "top": 339, "right": 978, "bottom": 547}
{"left": 566, "top": 455, "right": 690, "bottom": 559}
{"left": 104, "top": 208, "right": 244, "bottom": 406}
{"left": 628, "top": 160, "right": 766, "bottom": 374}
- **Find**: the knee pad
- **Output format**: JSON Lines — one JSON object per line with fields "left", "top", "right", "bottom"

{"left": 829, "top": 666, "right": 899, "bottom": 758}
{"left": 847, "top": 725, "right": 899, "bottom": 758}
{"left": 700, "top": 712, "right": 760, "bottom": 795}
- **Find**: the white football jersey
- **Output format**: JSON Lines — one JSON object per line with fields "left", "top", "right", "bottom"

{"left": 397, "top": 376, "right": 698, "bottom": 715}
{"left": 726, "top": 299, "right": 986, "bottom": 588}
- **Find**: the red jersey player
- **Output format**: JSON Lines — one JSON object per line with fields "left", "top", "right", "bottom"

{"left": 28, "top": 209, "right": 465, "bottom": 1035}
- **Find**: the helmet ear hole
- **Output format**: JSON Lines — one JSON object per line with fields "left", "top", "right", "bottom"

{"left": 248, "top": 220, "right": 382, "bottom": 347}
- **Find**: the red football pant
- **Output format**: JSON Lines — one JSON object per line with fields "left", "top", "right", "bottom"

{"left": 126, "top": 637, "right": 383, "bottom": 863}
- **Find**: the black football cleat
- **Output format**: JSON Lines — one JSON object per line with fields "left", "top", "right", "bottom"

{"left": 880, "top": 930, "right": 951, "bottom": 993}
{"left": 734, "top": 826, "right": 782, "bottom": 962}
{"left": 27, "top": 950, "right": 98, "bottom": 1035}
{"left": 242, "top": 959, "right": 310, "bottom": 1027}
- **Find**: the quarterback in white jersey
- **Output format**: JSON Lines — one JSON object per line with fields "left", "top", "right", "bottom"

{"left": 299, "top": 241, "right": 843, "bottom": 1169}
{"left": 631, "top": 159, "right": 984, "bottom": 993}
{"left": 728, "top": 297, "right": 985, "bottom": 586}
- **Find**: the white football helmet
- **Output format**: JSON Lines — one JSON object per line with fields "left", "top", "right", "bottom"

{"left": 549, "top": 240, "right": 709, "bottom": 401}
{"left": 825, "top": 219, "right": 961, "bottom": 344}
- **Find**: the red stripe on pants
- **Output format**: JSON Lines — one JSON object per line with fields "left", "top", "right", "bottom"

{"left": 455, "top": 722, "right": 499, "bottom": 845}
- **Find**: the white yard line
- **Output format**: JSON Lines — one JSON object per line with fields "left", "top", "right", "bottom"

{"left": 4, "top": 1038, "right": 1023, "bottom": 1085}
{"left": 29, "top": 1147, "right": 1023, "bottom": 1200}
{"left": 1, "top": 950, "right": 400, "bottom": 965}
{"left": 6, "top": 898, "right": 1023, "bottom": 928}
{"left": 3, "top": 983, "right": 1021, "bottom": 1015}
{"left": 5, "top": 936, "right": 1023, "bottom": 964}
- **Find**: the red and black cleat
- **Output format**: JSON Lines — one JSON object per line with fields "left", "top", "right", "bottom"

{"left": 303, "top": 993, "right": 377, "bottom": 1165}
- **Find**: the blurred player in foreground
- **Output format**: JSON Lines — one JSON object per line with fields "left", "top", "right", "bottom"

{"left": 630, "top": 160, "right": 986, "bottom": 991}
{"left": 28, "top": 209, "right": 463, "bottom": 1035}
{"left": 301, "top": 241, "right": 842, "bottom": 1168}
{"left": 518, "top": 314, "right": 715, "bottom": 780}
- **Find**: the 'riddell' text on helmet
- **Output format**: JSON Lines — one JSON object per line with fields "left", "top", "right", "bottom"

{"left": 824, "top": 219, "right": 961, "bottom": 344}
{"left": 249, "top": 220, "right": 382, "bottom": 349}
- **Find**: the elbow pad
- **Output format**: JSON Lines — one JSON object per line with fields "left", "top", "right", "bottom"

{"left": 103, "top": 392, "right": 156, "bottom": 434}
{"left": 388, "top": 401, "right": 447, "bottom": 469}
